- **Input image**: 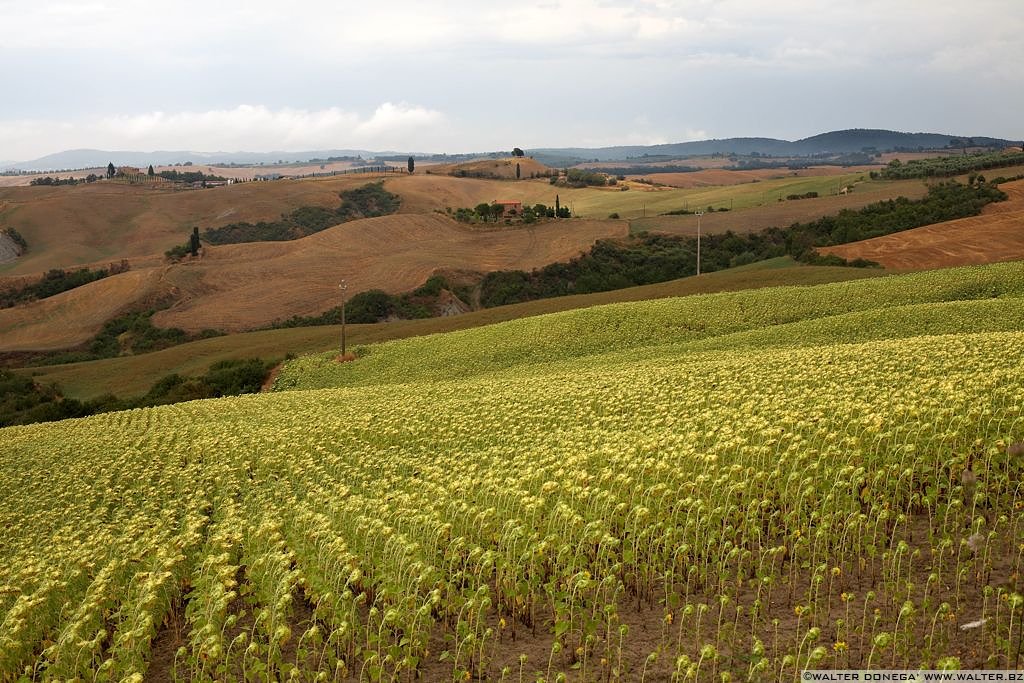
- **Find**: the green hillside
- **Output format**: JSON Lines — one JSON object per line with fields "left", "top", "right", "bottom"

{"left": 275, "top": 260, "right": 1024, "bottom": 391}
{"left": 2, "top": 261, "right": 1022, "bottom": 681}
{"left": 17, "top": 259, "right": 879, "bottom": 400}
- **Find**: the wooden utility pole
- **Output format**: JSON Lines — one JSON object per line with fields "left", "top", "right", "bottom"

{"left": 695, "top": 211, "right": 705, "bottom": 275}
{"left": 339, "top": 280, "right": 348, "bottom": 357}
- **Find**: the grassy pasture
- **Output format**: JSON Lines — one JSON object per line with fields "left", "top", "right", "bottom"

{"left": 384, "top": 171, "right": 882, "bottom": 219}
{"left": 631, "top": 179, "right": 928, "bottom": 236}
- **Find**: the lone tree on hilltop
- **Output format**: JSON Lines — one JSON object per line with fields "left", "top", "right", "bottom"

{"left": 147, "top": 165, "right": 155, "bottom": 177}
{"left": 513, "top": 147, "right": 525, "bottom": 157}
{"left": 407, "top": 156, "right": 415, "bottom": 174}
{"left": 106, "top": 162, "right": 115, "bottom": 179}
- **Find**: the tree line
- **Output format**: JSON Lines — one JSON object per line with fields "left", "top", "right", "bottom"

{"left": 29, "top": 174, "right": 102, "bottom": 186}
{"left": 194, "top": 182, "right": 401, "bottom": 247}
{"left": 877, "top": 151, "right": 1024, "bottom": 180}
{"left": 0, "top": 261, "right": 130, "bottom": 309}
{"left": 260, "top": 179, "right": 1008, "bottom": 323}
{"left": 477, "top": 180, "right": 1006, "bottom": 306}
{"left": 451, "top": 200, "right": 570, "bottom": 224}
{"left": 0, "top": 358, "right": 273, "bottom": 427}
{"left": 272, "top": 276, "right": 456, "bottom": 328}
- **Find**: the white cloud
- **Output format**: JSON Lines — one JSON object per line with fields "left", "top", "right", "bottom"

{"left": 0, "top": 104, "right": 447, "bottom": 160}
{"left": 352, "top": 103, "right": 444, "bottom": 141}
{"left": 489, "top": 0, "right": 689, "bottom": 45}
{"left": 4, "top": 1, "right": 1022, "bottom": 74}
{"left": 1, "top": 1, "right": 1022, "bottom": 153}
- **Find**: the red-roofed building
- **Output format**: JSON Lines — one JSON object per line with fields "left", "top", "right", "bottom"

{"left": 494, "top": 200, "right": 522, "bottom": 217}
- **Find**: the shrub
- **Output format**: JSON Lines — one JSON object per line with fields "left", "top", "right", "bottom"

{"left": 413, "top": 275, "right": 449, "bottom": 298}
{"left": 203, "top": 182, "right": 401, "bottom": 244}
{"left": 1, "top": 265, "right": 125, "bottom": 308}
{"left": 165, "top": 243, "right": 191, "bottom": 261}
{"left": 2, "top": 227, "right": 28, "bottom": 253}
{"left": 347, "top": 290, "right": 395, "bottom": 323}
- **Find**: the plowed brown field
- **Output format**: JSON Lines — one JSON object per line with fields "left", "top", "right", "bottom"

{"left": 822, "top": 180, "right": 1024, "bottom": 270}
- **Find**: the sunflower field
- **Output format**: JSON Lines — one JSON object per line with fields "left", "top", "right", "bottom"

{"left": 2, "top": 262, "right": 1023, "bottom": 681}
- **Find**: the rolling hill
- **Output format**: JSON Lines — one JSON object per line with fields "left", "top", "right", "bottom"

{"left": 0, "top": 213, "right": 626, "bottom": 349}
{"left": 16, "top": 259, "right": 882, "bottom": 399}
{"left": 385, "top": 171, "right": 884, "bottom": 219}
{"left": 0, "top": 175, "right": 385, "bottom": 275}
{"left": 9, "top": 129, "right": 1017, "bottom": 173}
{"left": 0, "top": 166, "right": 1012, "bottom": 363}
{"left": 0, "top": 268, "right": 168, "bottom": 352}
{"left": 152, "top": 213, "right": 627, "bottom": 333}
{"left": 274, "top": 260, "right": 1024, "bottom": 390}
{"left": 2, "top": 260, "right": 1022, "bottom": 680}
{"left": 425, "top": 156, "right": 551, "bottom": 179}
{"left": 529, "top": 128, "right": 1017, "bottom": 164}
{"left": 1, "top": 147, "right": 376, "bottom": 172}
{"left": 822, "top": 178, "right": 1024, "bottom": 269}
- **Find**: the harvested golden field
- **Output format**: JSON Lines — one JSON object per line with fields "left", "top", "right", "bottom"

{"left": 426, "top": 155, "right": 552, "bottom": 179}
{"left": 385, "top": 175, "right": 554, "bottom": 214}
{"left": 0, "top": 268, "right": 167, "bottom": 352}
{"left": 0, "top": 161, "right": 424, "bottom": 187}
{"left": 155, "top": 213, "right": 626, "bottom": 332}
{"left": 18, "top": 259, "right": 882, "bottom": 399}
{"left": 0, "top": 170, "right": 918, "bottom": 279}
{"left": 0, "top": 168, "right": 108, "bottom": 188}
{"left": 822, "top": 179, "right": 1024, "bottom": 270}
{"left": 0, "top": 174, "right": 391, "bottom": 275}
{"left": 388, "top": 172, "right": 676, "bottom": 216}
{"left": 0, "top": 213, "right": 625, "bottom": 346}
{"left": 387, "top": 172, "right": 894, "bottom": 220}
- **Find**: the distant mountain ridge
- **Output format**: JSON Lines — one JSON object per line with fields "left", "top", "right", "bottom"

{"left": 1, "top": 148, "right": 381, "bottom": 172}
{"left": 5, "top": 129, "right": 1018, "bottom": 172}
{"left": 529, "top": 129, "right": 1019, "bottom": 164}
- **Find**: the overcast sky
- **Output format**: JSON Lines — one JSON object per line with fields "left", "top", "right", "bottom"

{"left": 1, "top": 0, "right": 1022, "bottom": 160}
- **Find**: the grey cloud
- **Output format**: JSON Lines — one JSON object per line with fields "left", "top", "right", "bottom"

{"left": 1, "top": 0, "right": 1020, "bottom": 158}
